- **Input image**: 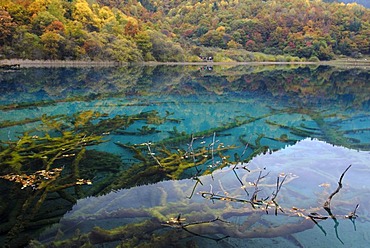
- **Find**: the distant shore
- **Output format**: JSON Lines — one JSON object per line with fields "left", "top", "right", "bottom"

{"left": 1, "top": 58, "right": 369, "bottom": 68}
{"left": 0, "top": 59, "right": 126, "bottom": 68}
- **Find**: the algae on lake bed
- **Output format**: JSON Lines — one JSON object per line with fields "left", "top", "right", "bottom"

{"left": 1, "top": 65, "right": 370, "bottom": 247}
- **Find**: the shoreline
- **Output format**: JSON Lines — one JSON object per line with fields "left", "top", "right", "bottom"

{"left": 1, "top": 58, "right": 369, "bottom": 68}
{"left": 0, "top": 59, "right": 126, "bottom": 68}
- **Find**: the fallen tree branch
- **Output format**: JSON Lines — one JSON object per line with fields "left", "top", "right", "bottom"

{"left": 323, "top": 164, "right": 352, "bottom": 211}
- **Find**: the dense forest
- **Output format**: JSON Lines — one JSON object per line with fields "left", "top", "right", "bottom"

{"left": 0, "top": 0, "right": 369, "bottom": 62}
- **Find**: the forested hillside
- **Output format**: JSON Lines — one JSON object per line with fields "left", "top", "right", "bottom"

{"left": 1, "top": 0, "right": 369, "bottom": 62}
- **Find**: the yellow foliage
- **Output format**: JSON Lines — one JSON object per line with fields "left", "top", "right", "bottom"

{"left": 126, "top": 16, "right": 139, "bottom": 26}
{"left": 28, "top": 0, "right": 52, "bottom": 14}
{"left": 98, "top": 6, "right": 115, "bottom": 24}
{"left": 220, "top": 0, "right": 228, "bottom": 8}
{"left": 227, "top": 40, "right": 242, "bottom": 49}
{"left": 72, "top": 0, "right": 101, "bottom": 30}
{"left": 216, "top": 26, "right": 225, "bottom": 32}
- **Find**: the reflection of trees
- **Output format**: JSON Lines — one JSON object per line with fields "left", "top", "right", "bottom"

{"left": 265, "top": 107, "right": 370, "bottom": 151}
{"left": 1, "top": 65, "right": 369, "bottom": 110}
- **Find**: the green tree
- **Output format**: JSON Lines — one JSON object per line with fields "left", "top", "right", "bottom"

{"left": 41, "top": 30, "right": 65, "bottom": 59}
{"left": 313, "top": 41, "right": 334, "bottom": 60}
{"left": 47, "top": 0, "right": 66, "bottom": 22}
{"left": 104, "top": 35, "right": 143, "bottom": 62}
{"left": 199, "top": 30, "right": 228, "bottom": 48}
{"left": 31, "top": 11, "right": 58, "bottom": 35}
{"left": 147, "top": 30, "right": 185, "bottom": 61}
{"left": 14, "top": 31, "right": 44, "bottom": 59}
{"left": 135, "top": 31, "right": 153, "bottom": 60}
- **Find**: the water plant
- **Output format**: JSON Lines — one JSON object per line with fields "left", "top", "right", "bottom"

{"left": 1, "top": 65, "right": 369, "bottom": 247}
{"left": 0, "top": 128, "right": 103, "bottom": 246}
{"left": 106, "top": 137, "right": 237, "bottom": 194}
{"left": 265, "top": 108, "right": 370, "bottom": 151}
{"left": 0, "top": 108, "right": 187, "bottom": 247}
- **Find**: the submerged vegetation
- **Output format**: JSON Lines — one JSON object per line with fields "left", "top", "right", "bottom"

{"left": 0, "top": 115, "right": 360, "bottom": 246}
{"left": 26, "top": 164, "right": 357, "bottom": 247}
{"left": 1, "top": 65, "right": 370, "bottom": 247}
{"left": 1, "top": 99, "right": 369, "bottom": 246}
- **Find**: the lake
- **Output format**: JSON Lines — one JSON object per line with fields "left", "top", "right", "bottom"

{"left": 1, "top": 64, "right": 370, "bottom": 247}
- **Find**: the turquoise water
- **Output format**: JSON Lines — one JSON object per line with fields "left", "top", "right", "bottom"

{"left": 0, "top": 65, "right": 370, "bottom": 247}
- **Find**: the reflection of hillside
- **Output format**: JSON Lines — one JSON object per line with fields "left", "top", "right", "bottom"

{"left": 193, "top": 66, "right": 370, "bottom": 109}
{"left": 242, "top": 67, "right": 370, "bottom": 108}
{"left": 0, "top": 66, "right": 369, "bottom": 109}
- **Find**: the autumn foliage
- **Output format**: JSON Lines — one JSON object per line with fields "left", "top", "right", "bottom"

{"left": 0, "top": 0, "right": 369, "bottom": 62}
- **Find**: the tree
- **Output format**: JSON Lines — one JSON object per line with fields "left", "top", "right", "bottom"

{"left": 31, "top": 11, "right": 58, "bottom": 35}
{"left": 28, "top": 0, "right": 52, "bottom": 15}
{"left": 0, "top": 8, "right": 16, "bottom": 45}
{"left": 338, "top": 37, "right": 356, "bottom": 55}
{"left": 1, "top": 0, "right": 370, "bottom": 61}
{"left": 98, "top": 6, "right": 115, "bottom": 23}
{"left": 199, "top": 30, "right": 227, "bottom": 49}
{"left": 348, "top": 18, "right": 362, "bottom": 32}
{"left": 45, "top": 20, "right": 65, "bottom": 33}
{"left": 41, "top": 30, "right": 65, "bottom": 59}
{"left": 135, "top": 31, "right": 153, "bottom": 59}
{"left": 147, "top": 30, "right": 185, "bottom": 62}
{"left": 47, "top": 0, "right": 66, "bottom": 22}
{"left": 82, "top": 35, "right": 104, "bottom": 59}
{"left": 14, "top": 31, "right": 44, "bottom": 59}
{"left": 227, "top": 40, "right": 242, "bottom": 49}
{"left": 195, "top": 26, "right": 208, "bottom": 38}
{"left": 313, "top": 41, "right": 334, "bottom": 60}
{"left": 124, "top": 18, "right": 139, "bottom": 37}
{"left": 64, "top": 20, "right": 88, "bottom": 45}
{"left": 104, "top": 35, "right": 143, "bottom": 62}
{"left": 352, "top": 33, "right": 369, "bottom": 54}
{"left": 72, "top": 0, "right": 101, "bottom": 31}
{"left": 3, "top": 2, "right": 31, "bottom": 25}
{"left": 245, "top": 39, "right": 257, "bottom": 51}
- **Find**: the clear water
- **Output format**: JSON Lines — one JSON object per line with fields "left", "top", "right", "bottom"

{"left": 0, "top": 65, "right": 370, "bottom": 247}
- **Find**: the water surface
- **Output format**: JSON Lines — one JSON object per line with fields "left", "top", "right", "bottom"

{"left": 0, "top": 65, "right": 370, "bottom": 247}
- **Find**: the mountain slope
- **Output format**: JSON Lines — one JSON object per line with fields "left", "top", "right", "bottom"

{"left": 0, "top": 0, "right": 369, "bottom": 62}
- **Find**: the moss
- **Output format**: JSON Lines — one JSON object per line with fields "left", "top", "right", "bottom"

{"left": 89, "top": 219, "right": 162, "bottom": 245}
{"left": 265, "top": 120, "right": 321, "bottom": 138}
{"left": 30, "top": 232, "right": 93, "bottom": 248}
{"left": 153, "top": 114, "right": 263, "bottom": 147}
{"left": 2, "top": 87, "right": 368, "bottom": 247}
{"left": 109, "top": 141, "right": 237, "bottom": 192}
